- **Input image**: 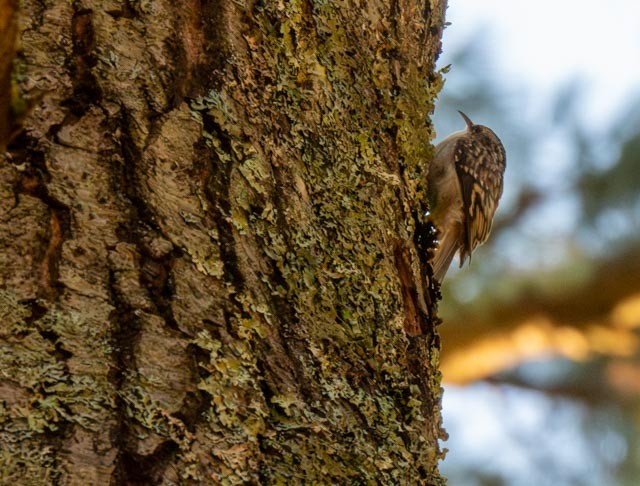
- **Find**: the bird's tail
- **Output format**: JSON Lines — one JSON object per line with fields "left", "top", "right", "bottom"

{"left": 431, "top": 226, "right": 460, "bottom": 282}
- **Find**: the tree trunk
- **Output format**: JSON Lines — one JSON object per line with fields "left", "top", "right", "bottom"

{"left": 1, "top": 0, "right": 447, "bottom": 483}
{"left": 0, "top": 0, "right": 18, "bottom": 148}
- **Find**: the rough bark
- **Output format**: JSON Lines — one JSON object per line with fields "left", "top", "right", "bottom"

{"left": 1, "top": 0, "right": 447, "bottom": 483}
{"left": 0, "top": 0, "right": 18, "bottom": 148}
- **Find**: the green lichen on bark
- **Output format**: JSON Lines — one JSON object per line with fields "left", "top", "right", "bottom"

{"left": 1, "top": 0, "right": 448, "bottom": 483}
{"left": 181, "top": 1, "right": 448, "bottom": 482}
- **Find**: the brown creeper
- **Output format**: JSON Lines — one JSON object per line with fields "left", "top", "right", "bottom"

{"left": 427, "top": 111, "right": 506, "bottom": 281}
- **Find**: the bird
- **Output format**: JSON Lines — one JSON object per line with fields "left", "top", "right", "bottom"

{"left": 426, "top": 111, "right": 506, "bottom": 282}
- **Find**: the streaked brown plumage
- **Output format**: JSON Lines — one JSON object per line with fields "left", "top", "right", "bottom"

{"left": 427, "top": 111, "right": 506, "bottom": 281}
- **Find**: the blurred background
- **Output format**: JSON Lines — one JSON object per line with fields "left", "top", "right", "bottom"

{"left": 433, "top": 1, "right": 640, "bottom": 484}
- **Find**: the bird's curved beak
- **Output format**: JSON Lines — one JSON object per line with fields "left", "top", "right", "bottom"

{"left": 458, "top": 110, "right": 474, "bottom": 129}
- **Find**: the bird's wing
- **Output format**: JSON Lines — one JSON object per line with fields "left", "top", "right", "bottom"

{"left": 432, "top": 224, "right": 461, "bottom": 282}
{"left": 454, "top": 135, "right": 503, "bottom": 265}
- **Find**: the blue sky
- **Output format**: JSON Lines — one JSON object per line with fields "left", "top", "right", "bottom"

{"left": 436, "top": 2, "right": 640, "bottom": 482}
{"left": 433, "top": 0, "right": 640, "bottom": 274}
{"left": 438, "top": 0, "right": 640, "bottom": 133}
